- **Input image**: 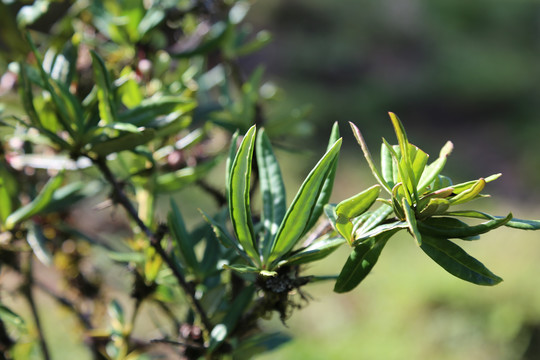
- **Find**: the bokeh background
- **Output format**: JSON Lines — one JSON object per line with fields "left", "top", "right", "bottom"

{"left": 2, "top": 0, "right": 540, "bottom": 359}
{"left": 243, "top": 1, "right": 540, "bottom": 359}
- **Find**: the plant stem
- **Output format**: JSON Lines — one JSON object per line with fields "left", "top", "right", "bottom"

{"left": 93, "top": 157, "right": 213, "bottom": 334}
{"left": 21, "top": 255, "right": 51, "bottom": 360}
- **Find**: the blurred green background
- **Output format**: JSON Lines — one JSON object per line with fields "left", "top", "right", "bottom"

{"left": 245, "top": 1, "right": 540, "bottom": 359}
{"left": 2, "top": 0, "right": 540, "bottom": 359}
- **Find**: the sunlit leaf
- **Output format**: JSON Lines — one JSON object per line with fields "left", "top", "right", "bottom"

{"left": 417, "top": 141, "right": 453, "bottom": 193}
{"left": 256, "top": 129, "right": 286, "bottom": 259}
{"left": 420, "top": 235, "right": 502, "bottom": 285}
{"left": 305, "top": 122, "right": 341, "bottom": 232}
{"left": 228, "top": 125, "right": 260, "bottom": 266}
{"left": 267, "top": 138, "right": 342, "bottom": 267}
{"left": 335, "top": 185, "right": 380, "bottom": 243}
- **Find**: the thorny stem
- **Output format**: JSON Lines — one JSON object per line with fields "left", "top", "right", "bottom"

{"left": 93, "top": 157, "right": 213, "bottom": 334}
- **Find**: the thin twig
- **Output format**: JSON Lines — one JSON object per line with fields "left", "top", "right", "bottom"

{"left": 93, "top": 157, "right": 213, "bottom": 333}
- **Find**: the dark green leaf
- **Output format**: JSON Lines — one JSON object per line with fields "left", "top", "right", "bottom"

{"left": 91, "top": 50, "right": 117, "bottom": 125}
{"left": 168, "top": 200, "right": 200, "bottom": 274}
{"left": 417, "top": 214, "right": 512, "bottom": 239}
{"left": 334, "top": 230, "right": 396, "bottom": 293}
{"left": 0, "top": 304, "right": 26, "bottom": 332}
{"left": 89, "top": 128, "right": 155, "bottom": 157}
{"left": 445, "top": 210, "right": 540, "bottom": 230}
{"left": 209, "top": 286, "right": 255, "bottom": 351}
{"left": 420, "top": 235, "right": 502, "bottom": 285}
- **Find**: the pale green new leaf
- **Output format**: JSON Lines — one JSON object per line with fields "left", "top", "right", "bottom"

{"left": 228, "top": 126, "right": 260, "bottom": 266}
{"left": 449, "top": 178, "right": 486, "bottom": 205}
{"left": 420, "top": 235, "right": 502, "bottom": 285}
{"left": 354, "top": 204, "right": 393, "bottom": 236}
{"left": 417, "top": 141, "right": 453, "bottom": 193}
{"left": 267, "top": 138, "right": 342, "bottom": 267}
{"left": 335, "top": 185, "right": 380, "bottom": 243}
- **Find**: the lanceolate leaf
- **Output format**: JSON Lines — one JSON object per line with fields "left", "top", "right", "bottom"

{"left": 228, "top": 125, "right": 260, "bottom": 266}
{"left": 5, "top": 172, "right": 65, "bottom": 229}
{"left": 279, "top": 236, "right": 345, "bottom": 267}
{"left": 402, "top": 197, "right": 422, "bottom": 246}
{"left": 168, "top": 200, "right": 200, "bottom": 274}
{"left": 417, "top": 214, "right": 512, "bottom": 239}
{"left": 417, "top": 141, "right": 453, "bottom": 193}
{"left": 420, "top": 235, "right": 502, "bottom": 285}
{"left": 445, "top": 210, "right": 540, "bottom": 230}
{"left": 449, "top": 178, "right": 486, "bottom": 205}
{"left": 256, "top": 129, "right": 287, "bottom": 259}
{"left": 349, "top": 122, "right": 390, "bottom": 193}
{"left": 266, "top": 138, "right": 342, "bottom": 267}
{"left": 354, "top": 221, "right": 408, "bottom": 244}
{"left": 305, "top": 122, "right": 341, "bottom": 231}
{"left": 91, "top": 50, "right": 117, "bottom": 124}
{"left": 334, "top": 230, "right": 396, "bottom": 293}
{"left": 354, "top": 204, "right": 393, "bottom": 236}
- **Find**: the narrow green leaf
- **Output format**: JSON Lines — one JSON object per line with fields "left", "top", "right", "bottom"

{"left": 354, "top": 204, "right": 393, "bottom": 236}
{"left": 354, "top": 221, "right": 408, "bottom": 244}
{"left": 223, "top": 264, "right": 260, "bottom": 275}
{"left": 117, "top": 96, "right": 196, "bottom": 127}
{"left": 417, "top": 213, "right": 512, "bottom": 239}
{"left": 402, "top": 198, "right": 422, "bottom": 246}
{"left": 449, "top": 178, "right": 486, "bottom": 205}
{"left": 334, "top": 230, "right": 396, "bottom": 293}
{"left": 209, "top": 286, "right": 255, "bottom": 351}
{"left": 279, "top": 237, "right": 345, "bottom": 267}
{"left": 5, "top": 172, "right": 65, "bottom": 229}
{"left": 256, "top": 129, "right": 286, "bottom": 259}
{"left": 228, "top": 125, "right": 260, "bottom": 266}
{"left": 451, "top": 174, "right": 501, "bottom": 195}
{"left": 417, "top": 141, "right": 453, "bottom": 193}
{"left": 88, "top": 128, "right": 156, "bottom": 157}
{"left": 27, "top": 224, "right": 53, "bottom": 266}
{"left": 168, "top": 200, "right": 200, "bottom": 274}
{"left": 0, "top": 304, "right": 26, "bottom": 332}
{"left": 349, "top": 121, "right": 391, "bottom": 193}
{"left": 417, "top": 198, "right": 451, "bottom": 219}
{"left": 420, "top": 235, "right": 502, "bottom": 285}
{"left": 380, "top": 143, "right": 396, "bottom": 188}
{"left": 445, "top": 210, "right": 540, "bottom": 230}
{"left": 156, "top": 156, "right": 222, "bottom": 193}
{"left": 18, "top": 63, "right": 41, "bottom": 128}
{"left": 267, "top": 138, "right": 342, "bottom": 267}
{"left": 91, "top": 50, "right": 117, "bottom": 124}
{"left": 305, "top": 123, "right": 341, "bottom": 233}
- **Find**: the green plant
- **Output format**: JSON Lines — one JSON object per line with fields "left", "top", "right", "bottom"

{"left": 1, "top": 1, "right": 540, "bottom": 359}
{"left": 327, "top": 113, "right": 540, "bottom": 293}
